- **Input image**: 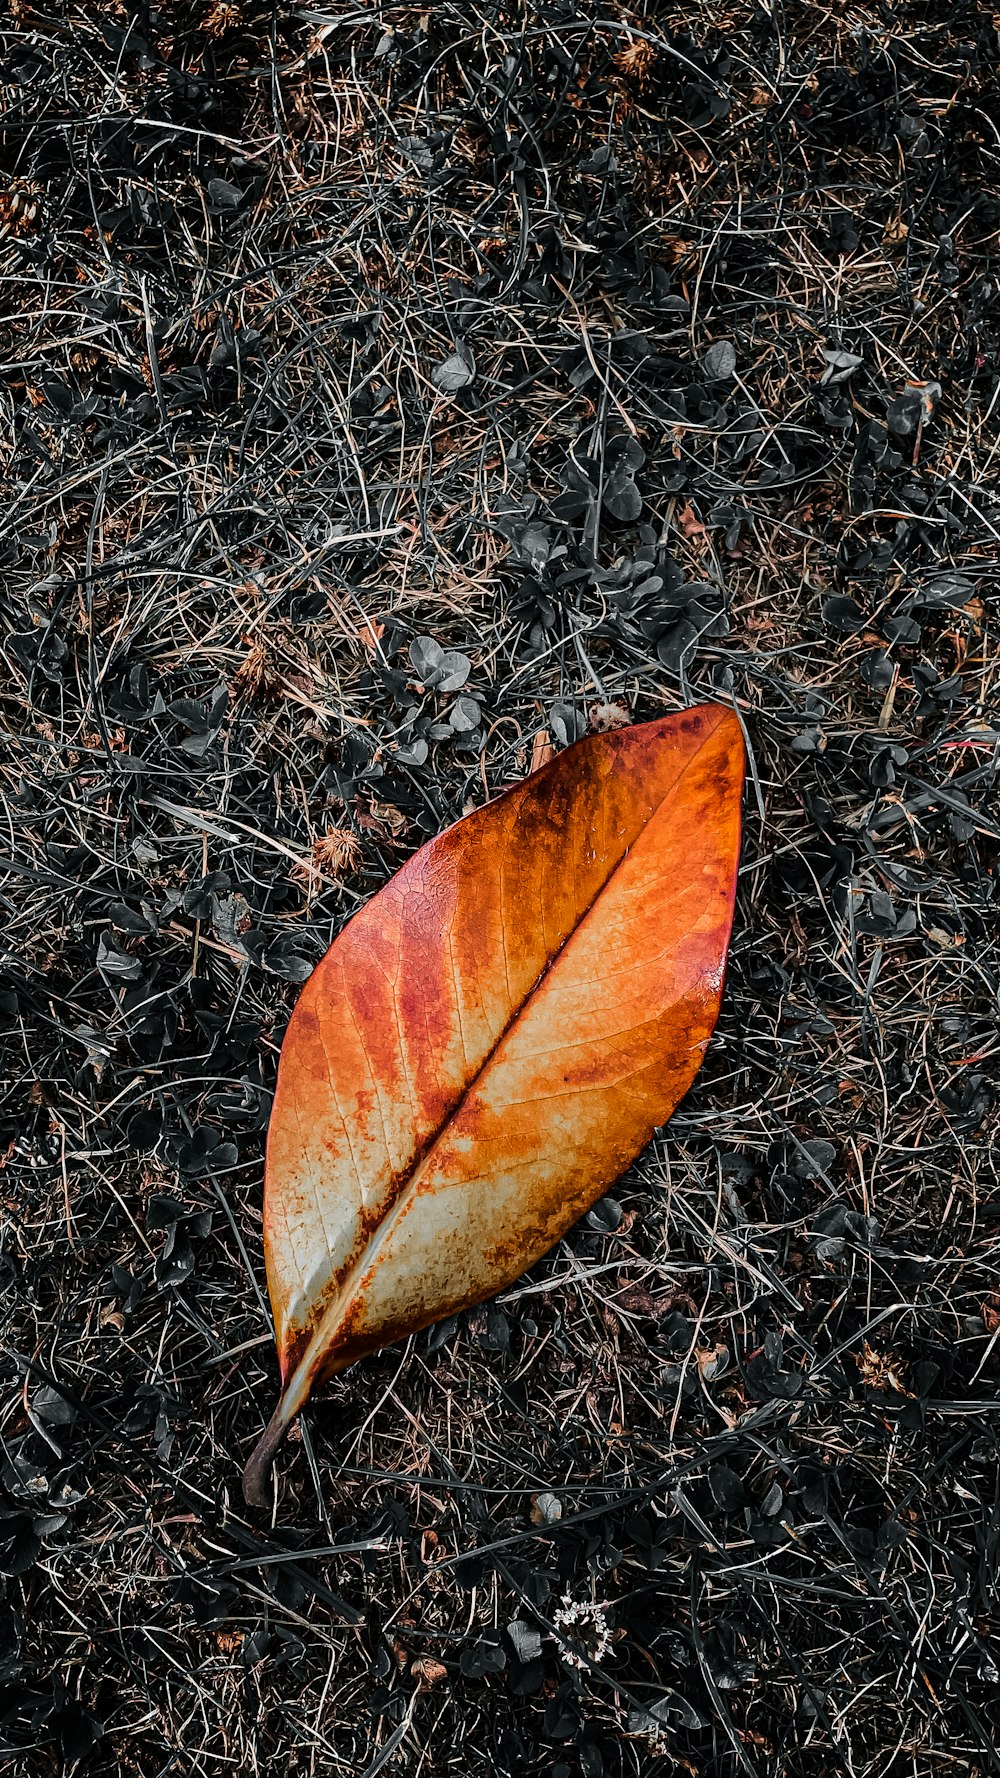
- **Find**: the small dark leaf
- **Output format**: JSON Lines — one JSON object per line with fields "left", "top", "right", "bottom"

{"left": 395, "top": 738, "right": 429, "bottom": 767}
{"left": 709, "top": 1464, "right": 746, "bottom": 1513}
{"left": 508, "top": 1658, "right": 546, "bottom": 1696}
{"left": 127, "top": 1106, "right": 163, "bottom": 1151}
{"left": 97, "top": 933, "right": 143, "bottom": 981}
{"left": 630, "top": 1692, "right": 708, "bottom": 1735}
{"left": 586, "top": 1196, "right": 623, "bottom": 1232}
{"left": 431, "top": 344, "right": 475, "bottom": 392}
{"left": 820, "top": 347, "right": 863, "bottom": 385}
{"left": 0, "top": 1515, "right": 42, "bottom": 1577}
{"left": 506, "top": 1620, "right": 543, "bottom": 1664}
{"left": 32, "top": 1386, "right": 77, "bottom": 1428}
{"left": 579, "top": 145, "right": 616, "bottom": 175}
{"left": 179, "top": 728, "right": 219, "bottom": 759}
{"left": 822, "top": 596, "right": 866, "bottom": 635}
{"left": 790, "top": 1139, "right": 837, "bottom": 1180}
{"left": 409, "top": 636, "right": 444, "bottom": 683}
{"left": 603, "top": 471, "right": 642, "bottom": 522}
{"left": 208, "top": 685, "right": 230, "bottom": 727}
{"left": 460, "top": 1638, "right": 506, "bottom": 1677}
{"left": 656, "top": 619, "right": 699, "bottom": 671}
{"left": 183, "top": 872, "right": 231, "bottom": 920}
{"left": 53, "top": 1689, "right": 102, "bottom": 1765}
{"left": 606, "top": 434, "right": 645, "bottom": 473}
{"left": 761, "top": 1480, "right": 784, "bottom": 1517}
{"left": 41, "top": 376, "right": 74, "bottom": 414}
{"left": 883, "top": 614, "right": 921, "bottom": 645}
{"left": 450, "top": 695, "right": 481, "bottom": 733}
{"left": 437, "top": 651, "right": 472, "bottom": 692}
{"left": 146, "top": 1194, "right": 188, "bottom": 1228}
{"left": 886, "top": 379, "right": 940, "bottom": 438}
{"left": 545, "top": 1684, "right": 584, "bottom": 1739}
{"left": 551, "top": 489, "right": 591, "bottom": 523}
{"left": 860, "top": 650, "right": 895, "bottom": 689}
{"left": 702, "top": 340, "right": 737, "bottom": 380}
{"left": 108, "top": 902, "right": 155, "bottom": 934}
{"left": 789, "top": 726, "right": 825, "bottom": 755}
{"left": 266, "top": 946, "right": 313, "bottom": 983}
{"left": 857, "top": 890, "right": 896, "bottom": 936}
{"left": 168, "top": 698, "right": 209, "bottom": 729}
{"left": 426, "top": 1315, "right": 459, "bottom": 1353}
{"left": 155, "top": 1224, "right": 196, "bottom": 1286}
{"left": 207, "top": 177, "right": 244, "bottom": 212}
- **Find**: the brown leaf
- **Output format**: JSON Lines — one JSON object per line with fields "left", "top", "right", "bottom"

{"left": 358, "top": 620, "right": 385, "bottom": 653}
{"left": 242, "top": 706, "right": 744, "bottom": 1503}
{"left": 675, "top": 501, "right": 706, "bottom": 538}
{"left": 410, "top": 1656, "right": 448, "bottom": 1688}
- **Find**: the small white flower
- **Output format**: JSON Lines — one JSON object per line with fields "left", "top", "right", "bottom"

{"left": 552, "top": 1593, "right": 613, "bottom": 1670}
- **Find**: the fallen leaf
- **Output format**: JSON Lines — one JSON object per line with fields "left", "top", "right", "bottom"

{"left": 242, "top": 706, "right": 744, "bottom": 1502}
{"left": 531, "top": 1491, "right": 563, "bottom": 1524}
{"left": 675, "top": 501, "right": 706, "bottom": 539}
{"left": 214, "top": 1630, "right": 244, "bottom": 1655}
{"left": 359, "top": 800, "right": 410, "bottom": 841}
{"left": 410, "top": 1656, "right": 448, "bottom": 1688}
{"left": 696, "top": 1342, "right": 730, "bottom": 1380}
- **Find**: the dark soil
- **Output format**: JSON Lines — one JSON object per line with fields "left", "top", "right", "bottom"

{"left": 2, "top": 3, "right": 999, "bottom": 1774}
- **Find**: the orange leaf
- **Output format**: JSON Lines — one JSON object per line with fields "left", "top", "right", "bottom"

{"left": 242, "top": 705, "right": 744, "bottom": 1502}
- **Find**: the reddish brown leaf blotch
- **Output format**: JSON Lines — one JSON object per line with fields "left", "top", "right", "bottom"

{"left": 243, "top": 705, "right": 745, "bottom": 1503}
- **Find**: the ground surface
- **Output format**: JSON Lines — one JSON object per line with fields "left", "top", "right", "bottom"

{"left": 2, "top": 3, "right": 1000, "bottom": 1774}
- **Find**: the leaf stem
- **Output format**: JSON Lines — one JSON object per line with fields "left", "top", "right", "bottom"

{"left": 242, "top": 1400, "right": 292, "bottom": 1506}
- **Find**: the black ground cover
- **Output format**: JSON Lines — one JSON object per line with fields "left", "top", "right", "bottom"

{"left": 2, "top": 3, "right": 999, "bottom": 1772}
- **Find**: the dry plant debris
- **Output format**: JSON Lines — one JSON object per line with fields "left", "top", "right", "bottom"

{"left": 1, "top": 2, "right": 999, "bottom": 1774}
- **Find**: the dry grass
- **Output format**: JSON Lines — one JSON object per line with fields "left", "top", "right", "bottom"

{"left": 1, "top": 2, "right": 999, "bottom": 1774}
